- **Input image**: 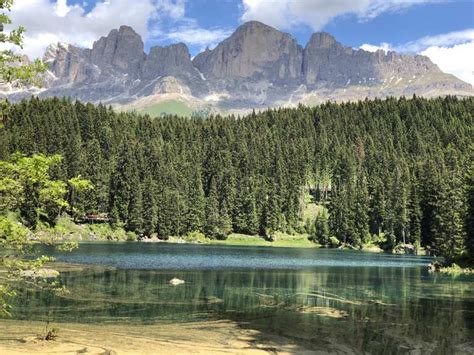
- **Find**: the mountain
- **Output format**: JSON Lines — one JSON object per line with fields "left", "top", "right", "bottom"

{"left": 193, "top": 21, "right": 303, "bottom": 83}
{"left": 1, "top": 21, "right": 471, "bottom": 114}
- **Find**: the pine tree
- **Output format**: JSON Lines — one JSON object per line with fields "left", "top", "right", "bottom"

{"left": 354, "top": 173, "right": 370, "bottom": 246}
{"left": 431, "top": 150, "right": 466, "bottom": 260}
{"left": 465, "top": 164, "right": 474, "bottom": 258}
{"left": 313, "top": 210, "right": 330, "bottom": 245}
{"left": 1, "top": 95, "right": 472, "bottom": 258}
{"left": 185, "top": 168, "right": 205, "bottom": 233}
{"left": 126, "top": 179, "right": 143, "bottom": 233}
{"left": 205, "top": 180, "right": 222, "bottom": 239}
{"left": 142, "top": 175, "right": 157, "bottom": 237}
{"left": 408, "top": 175, "right": 422, "bottom": 248}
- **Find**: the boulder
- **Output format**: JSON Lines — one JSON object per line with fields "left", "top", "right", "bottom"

{"left": 393, "top": 243, "right": 417, "bottom": 255}
{"left": 169, "top": 277, "right": 185, "bottom": 285}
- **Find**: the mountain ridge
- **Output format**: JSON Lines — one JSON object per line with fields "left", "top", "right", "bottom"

{"left": 1, "top": 21, "right": 471, "bottom": 114}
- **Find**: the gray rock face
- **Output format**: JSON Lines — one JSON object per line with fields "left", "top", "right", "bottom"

{"left": 142, "top": 43, "right": 196, "bottom": 80}
{"left": 90, "top": 25, "right": 145, "bottom": 78}
{"left": 43, "top": 43, "right": 95, "bottom": 84}
{"left": 2, "top": 21, "right": 471, "bottom": 109}
{"left": 303, "top": 32, "right": 379, "bottom": 86}
{"left": 193, "top": 21, "right": 303, "bottom": 83}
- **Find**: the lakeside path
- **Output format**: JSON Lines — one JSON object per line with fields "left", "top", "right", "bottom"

{"left": 0, "top": 319, "right": 316, "bottom": 354}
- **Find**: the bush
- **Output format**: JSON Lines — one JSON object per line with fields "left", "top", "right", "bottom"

{"left": 183, "top": 231, "right": 209, "bottom": 244}
{"left": 329, "top": 236, "right": 341, "bottom": 247}
{"left": 126, "top": 231, "right": 137, "bottom": 241}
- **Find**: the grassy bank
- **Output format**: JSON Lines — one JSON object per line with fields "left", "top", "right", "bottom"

{"left": 139, "top": 99, "right": 194, "bottom": 117}
{"left": 211, "top": 233, "right": 315, "bottom": 248}
{"left": 34, "top": 216, "right": 136, "bottom": 242}
{"left": 30, "top": 216, "right": 317, "bottom": 248}
{"left": 163, "top": 232, "right": 316, "bottom": 248}
{"left": 30, "top": 216, "right": 422, "bottom": 252}
{"left": 439, "top": 264, "right": 474, "bottom": 275}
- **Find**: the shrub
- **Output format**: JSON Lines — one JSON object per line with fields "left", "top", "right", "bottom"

{"left": 329, "top": 236, "right": 341, "bottom": 247}
{"left": 183, "top": 231, "right": 209, "bottom": 244}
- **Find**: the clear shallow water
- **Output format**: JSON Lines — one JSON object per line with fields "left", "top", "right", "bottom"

{"left": 11, "top": 243, "right": 474, "bottom": 353}
{"left": 50, "top": 242, "right": 434, "bottom": 269}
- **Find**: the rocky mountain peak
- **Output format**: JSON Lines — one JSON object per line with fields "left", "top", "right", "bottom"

{"left": 142, "top": 42, "right": 196, "bottom": 80}
{"left": 306, "top": 32, "right": 338, "bottom": 49}
{"left": 232, "top": 20, "right": 279, "bottom": 35}
{"left": 90, "top": 25, "right": 144, "bottom": 78}
{"left": 2, "top": 22, "right": 470, "bottom": 110}
{"left": 193, "top": 20, "right": 302, "bottom": 81}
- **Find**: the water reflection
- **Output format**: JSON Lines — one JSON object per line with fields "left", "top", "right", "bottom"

{"left": 9, "top": 244, "right": 474, "bottom": 353}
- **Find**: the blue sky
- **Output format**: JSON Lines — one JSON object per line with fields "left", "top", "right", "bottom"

{"left": 144, "top": 0, "right": 474, "bottom": 53}
{"left": 8, "top": 1, "right": 474, "bottom": 84}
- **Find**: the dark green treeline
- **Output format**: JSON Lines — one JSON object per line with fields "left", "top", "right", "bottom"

{"left": 0, "top": 96, "right": 472, "bottom": 258}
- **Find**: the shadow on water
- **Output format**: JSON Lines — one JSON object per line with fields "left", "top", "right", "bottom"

{"left": 9, "top": 243, "right": 474, "bottom": 353}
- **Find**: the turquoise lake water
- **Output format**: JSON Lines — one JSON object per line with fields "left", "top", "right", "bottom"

{"left": 11, "top": 243, "right": 474, "bottom": 353}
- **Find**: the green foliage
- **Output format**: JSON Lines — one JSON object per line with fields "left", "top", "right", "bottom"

{"left": 43, "top": 215, "right": 130, "bottom": 241}
{"left": 0, "top": 214, "right": 55, "bottom": 316}
{"left": 0, "top": 153, "right": 69, "bottom": 228}
{"left": 0, "top": 1, "right": 82, "bottom": 317}
{"left": 0, "top": 154, "right": 91, "bottom": 316}
{"left": 139, "top": 100, "right": 194, "bottom": 117}
{"left": 329, "top": 236, "right": 341, "bottom": 248}
{"left": 0, "top": 96, "right": 472, "bottom": 263}
{"left": 311, "top": 210, "right": 330, "bottom": 245}
{"left": 465, "top": 164, "right": 474, "bottom": 257}
{"left": 439, "top": 263, "right": 474, "bottom": 275}
{"left": 182, "top": 231, "right": 208, "bottom": 244}
{"left": 67, "top": 176, "right": 94, "bottom": 218}
{"left": 0, "top": 0, "right": 47, "bottom": 85}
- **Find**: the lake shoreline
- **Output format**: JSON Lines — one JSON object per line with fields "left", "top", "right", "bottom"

{"left": 4, "top": 244, "right": 472, "bottom": 354}
{"left": 43, "top": 233, "right": 391, "bottom": 252}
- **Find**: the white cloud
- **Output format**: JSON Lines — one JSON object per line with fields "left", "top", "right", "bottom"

{"left": 421, "top": 42, "right": 474, "bottom": 85}
{"left": 359, "top": 42, "right": 392, "bottom": 53}
{"left": 158, "top": 0, "right": 186, "bottom": 19}
{"left": 360, "top": 29, "right": 474, "bottom": 85}
{"left": 159, "top": 22, "right": 232, "bottom": 49}
{"left": 4, "top": 0, "right": 160, "bottom": 59}
{"left": 362, "top": 0, "right": 446, "bottom": 19}
{"left": 54, "top": 0, "right": 73, "bottom": 17}
{"left": 146, "top": 3, "right": 233, "bottom": 51}
{"left": 402, "top": 29, "right": 474, "bottom": 52}
{"left": 3, "top": 0, "right": 231, "bottom": 59}
{"left": 241, "top": 0, "right": 446, "bottom": 30}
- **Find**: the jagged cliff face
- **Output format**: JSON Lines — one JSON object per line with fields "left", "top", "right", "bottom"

{"left": 142, "top": 43, "right": 197, "bottom": 80}
{"left": 1, "top": 21, "right": 471, "bottom": 111}
{"left": 90, "top": 26, "right": 145, "bottom": 78}
{"left": 303, "top": 32, "right": 379, "bottom": 86}
{"left": 193, "top": 21, "right": 302, "bottom": 83}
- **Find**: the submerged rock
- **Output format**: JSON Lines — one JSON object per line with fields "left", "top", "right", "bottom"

{"left": 428, "top": 261, "right": 443, "bottom": 272}
{"left": 200, "top": 296, "right": 224, "bottom": 304}
{"left": 20, "top": 268, "right": 60, "bottom": 279}
{"left": 393, "top": 243, "right": 417, "bottom": 255}
{"left": 299, "top": 306, "right": 349, "bottom": 318}
{"left": 169, "top": 277, "right": 185, "bottom": 285}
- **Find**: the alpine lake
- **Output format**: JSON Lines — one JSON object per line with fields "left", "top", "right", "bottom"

{"left": 4, "top": 243, "right": 474, "bottom": 354}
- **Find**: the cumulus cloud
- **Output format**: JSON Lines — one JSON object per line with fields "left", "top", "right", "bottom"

{"left": 4, "top": 0, "right": 159, "bottom": 59}
{"left": 241, "top": 0, "right": 446, "bottom": 30}
{"left": 3, "top": 0, "right": 228, "bottom": 59}
{"left": 359, "top": 42, "right": 392, "bottom": 53}
{"left": 360, "top": 29, "right": 474, "bottom": 85}
{"left": 421, "top": 42, "right": 474, "bottom": 85}
{"left": 161, "top": 24, "right": 232, "bottom": 49}
{"left": 402, "top": 29, "right": 474, "bottom": 52}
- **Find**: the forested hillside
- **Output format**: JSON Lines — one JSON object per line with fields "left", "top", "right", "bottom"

{"left": 0, "top": 96, "right": 472, "bottom": 259}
